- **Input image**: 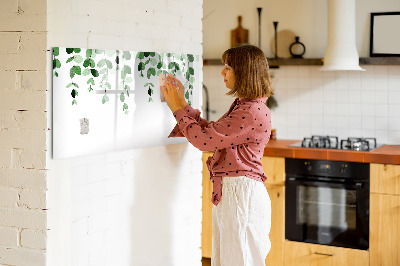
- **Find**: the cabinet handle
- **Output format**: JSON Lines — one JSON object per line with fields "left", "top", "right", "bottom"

{"left": 313, "top": 252, "right": 335, "bottom": 257}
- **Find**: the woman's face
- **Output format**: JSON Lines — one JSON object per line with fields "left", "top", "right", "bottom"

{"left": 220, "top": 64, "right": 235, "bottom": 89}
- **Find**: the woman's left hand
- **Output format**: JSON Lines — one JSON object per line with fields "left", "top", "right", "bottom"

{"left": 161, "top": 76, "right": 184, "bottom": 113}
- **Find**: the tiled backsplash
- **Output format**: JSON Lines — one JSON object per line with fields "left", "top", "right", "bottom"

{"left": 203, "top": 65, "right": 400, "bottom": 144}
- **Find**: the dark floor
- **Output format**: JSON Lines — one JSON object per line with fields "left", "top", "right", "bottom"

{"left": 202, "top": 257, "right": 211, "bottom": 266}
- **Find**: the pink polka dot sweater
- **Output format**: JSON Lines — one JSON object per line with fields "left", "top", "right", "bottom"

{"left": 168, "top": 97, "right": 272, "bottom": 206}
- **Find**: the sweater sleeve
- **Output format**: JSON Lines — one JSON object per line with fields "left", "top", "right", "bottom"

{"left": 172, "top": 106, "right": 256, "bottom": 152}
{"left": 168, "top": 103, "right": 211, "bottom": 138}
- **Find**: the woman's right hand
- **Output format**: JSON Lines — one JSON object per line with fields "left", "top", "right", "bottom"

{"left": 167, "top": 74, "right": 187, "bottom": 108}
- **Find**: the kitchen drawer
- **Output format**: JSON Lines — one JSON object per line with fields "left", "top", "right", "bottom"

{"left": 261, "top": 156, "right": 285, "bottom": 185}
{"left": 284, "top": 240, "right": 369, "bottom": 266}
{"left": 370, "top": 163, "right": 400, "bottom": 196}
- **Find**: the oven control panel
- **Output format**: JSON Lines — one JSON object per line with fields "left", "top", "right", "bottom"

{"left": 286, "top": 158, "right": 369, "bottom": 180}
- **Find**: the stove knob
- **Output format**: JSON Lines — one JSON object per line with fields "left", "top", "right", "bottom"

{"left": 340, "top": 164, "right": 347, "bottom": 174}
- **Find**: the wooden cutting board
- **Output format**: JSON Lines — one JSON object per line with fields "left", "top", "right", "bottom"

{"left": 231, "top": 16, "right": 249, "bottom": 48}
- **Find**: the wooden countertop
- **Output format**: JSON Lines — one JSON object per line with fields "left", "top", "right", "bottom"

{"left": 263, "top": 139, "right": 400, "bottom": 165}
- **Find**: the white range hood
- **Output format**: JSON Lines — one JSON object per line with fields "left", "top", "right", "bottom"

{"left": 320, "top": 0, "right": 365, "bottom": 71}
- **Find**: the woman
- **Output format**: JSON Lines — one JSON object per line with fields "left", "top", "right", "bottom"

{"left": 161, "top": 44, "right": 273, "bottom": 266}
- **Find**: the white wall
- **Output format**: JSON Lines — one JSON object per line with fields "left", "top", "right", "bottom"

{"left": 203, "top": 0, "right": 400, "bottom": 145}
{"left": 203, "top": 0, "right": 400, "bottom": 58}
{"left": 46, "top": 0, "right": 203, "bottom": 266}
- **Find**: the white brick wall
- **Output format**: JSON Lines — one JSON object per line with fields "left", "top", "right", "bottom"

{"left": 46, "top": 1, "right": 203, "bottom": 266}
{"left": 0, "top": 0, "right": 48, "bottom": 265}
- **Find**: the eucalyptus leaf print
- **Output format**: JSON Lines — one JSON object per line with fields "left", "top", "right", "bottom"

{"left": 118, "top": 50, "right": 134, "bottom": 114}
{"left": 64, "top": 48, "right": 84, "bottom": 105}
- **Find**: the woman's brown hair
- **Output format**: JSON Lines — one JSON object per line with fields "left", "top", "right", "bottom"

{"left": 221, "top": 44, "right": 273, "bottom": 99}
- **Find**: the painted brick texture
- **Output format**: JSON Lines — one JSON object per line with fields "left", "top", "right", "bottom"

{"left": 0, "top": 0, "right": 48, "bottom": 265}
{"left": 46, "top": 0, "right": 203, "bottom": 265}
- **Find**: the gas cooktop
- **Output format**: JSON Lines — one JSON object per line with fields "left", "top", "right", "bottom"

{"left": 289, "top": 135, "right": 383, "bottom": 151}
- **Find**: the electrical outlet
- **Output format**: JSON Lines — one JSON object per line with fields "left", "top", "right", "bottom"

{"left": 80, "top": 118, "right": 89, "bottom": 135}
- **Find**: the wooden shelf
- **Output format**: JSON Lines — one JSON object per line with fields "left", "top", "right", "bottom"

{"left": 203, "top": 57, "right": 400, "bottom": 67}
{"left": 359, "top": 57, "right": 400, "bottom": 65}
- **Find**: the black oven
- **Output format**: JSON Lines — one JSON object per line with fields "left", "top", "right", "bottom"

{"left": 285, "top": 158, "right": 369, "bottom": 250}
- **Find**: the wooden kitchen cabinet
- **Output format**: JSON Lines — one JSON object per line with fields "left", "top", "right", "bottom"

{"left": 202, "top": 152, "right": 213, "bottom": 258}
{"left": 284, "top": 240, "right": 369, "bottom": 266}
{"left": 370, "top": 163, "right": 400, "bottom": 266}
{"left": 370, "top": 163, "right": 400, "bottom": 195}
{"left": 201, "top": 154, "right": 286, "bottom": 265}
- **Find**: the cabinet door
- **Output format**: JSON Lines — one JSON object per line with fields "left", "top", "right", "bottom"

{"left": 264, "top": 184, "right": 285, "bottom": 266}
{"left": 370, "top": 163, "right": 400, "bottom": 195}
{"left": 261, "top": 156, "right": 285, "bottom": 186}
{"left": 284, "top": 241, "right": 369, "bottom": 266}
{"left": 370, "top": 193, "right": 400, "bottom": 266}
{"left": 202, "top": 152, "right": 213, "bottom": 258}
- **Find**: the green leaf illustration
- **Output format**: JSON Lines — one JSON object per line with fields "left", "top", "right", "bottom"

{"left": 66, "top": 48, "right": 74, "bottom": 54}
{"left": 87, "top": 78, "right": 95, "bottom": 85}
{"left": 188, "top": 100, "right": 191, "bottom": 106}
{"left": 123, "top": 103, "right": 128, "bottom": 111}
{"left": 88, "top": 86, "right": 93, "bottom": 92}
{"left": 124, "top": 85, "right": 130, "bottom": 91}
{"left": 74, "top": 55, "right": 83, "bottom": 63}
{"left": 123, "top": 65, "right": 131, "bottom": 74}
{"left": 100, "top": 68, "right": 107, "bottom": 75}
{"left": 150, "top": 58, "right": 157, "bottom": 66}
{"left": 147, "top": 68, "right": 156, "bottom": 79}
{"left": 71, "top": 89, "right": 77, "bottom": 98}
{"left": 189, "top": 67, "right": 194, "bottom": 75}
{"left": 83, "top": 58, "right": 94, "bottom": 68}
{"left": 66, "top": 56, "right": 74, "bottom": 63}
{"left": 95, "top": 49, "right": 103, "bottom": 54}
{"left": 115, "top": 56, "right": 119, "bottom": 65}
{"left": 105, "top": 82, "right": 111, "bottom": 90}
{"left": 187, "top": 54, "right": 194, "bottom": 62}
{"left": 123, "top": 51, "right": 131, "bottom": 60}
{"left": 83, "top": 59, "right": 90, "bottom": 68}
{"left": 106, "top": 60, "right": 113, "bottom": 69}
{"left": 91, "top": 69, "right": 99, "bottom": 77}
{"left": 157, "top": 62, "right": 163, "bottom": 69}
{"left": 72, "top": 99, "right": 77, "bottom": 105}
{"left": 53, "top": 47, "right": 59, "bottom": 56}
{"left": 86, "top": 49, "right": 93, "bottom": 58}
{"left": 144, "top": 52, "right": 150, "bottom": 57}
{"left": 185, "top": 91, "right": 189, "bottom": 99}
{"left": 138, "top": 62, "right": 145, "bottom": 71}
{"left": 174, "top": 62, "right": 180, "bottom": 70}
{"left": 125, "top": 77, "right": 133, "bottom": 83}
{"left": 82, "top": 68, "right": 91, "bottom": 76}
{"left": 189, "top": 77, "right": 195, "bottom": 83}
{"left": 102, "top": 94, "right": 109, "bottom": 104}
{"left": 97, "top": 59, "right": 106, "bottom": 68}
{"left": 55, "top": 71, "right": 58, "bottom": 77}
{"left": 144, "top": 83, "right": 154, "bottom": 87}
{"left": 168, "top": 62, "right": 174, "bottom": 69}
{"left": 149, "top": 52, "right": 155, "bottom": 57}
{"left": 70, "top": 67, "right": 75, "bottom": 79}
{"left": 73, "top": 48, "right": 81, "bottom": 53}
{"left": 67, "top": 83, "right": 73, "bottom": 88}
{"left": 74, "top": 66, "right": 82, "bottom": 75}
{"left": 137, "top": 52, "right": 145, "bottom": 59}
{"left": 53, "top": 59, "right": 61, "bottom": 69}
{"left": 120, "top": 92, "right": 125, "bottom": 102}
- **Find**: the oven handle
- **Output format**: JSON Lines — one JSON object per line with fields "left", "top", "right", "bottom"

{"left": 286, "top": 177, "right": 364, "bottom": 189}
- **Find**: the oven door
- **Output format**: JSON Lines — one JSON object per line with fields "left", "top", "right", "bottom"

{"left": 285, "top": 177, "right": 369, "bottom": 250}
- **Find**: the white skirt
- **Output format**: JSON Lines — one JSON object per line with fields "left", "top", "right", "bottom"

{"left": 211, "top": 176, "right": 271, "bottom": 266}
